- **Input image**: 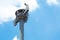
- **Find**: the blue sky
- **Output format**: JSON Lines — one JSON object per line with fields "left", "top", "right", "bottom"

{"left": 0, "top": 0, "right": 60, "bottom": 40}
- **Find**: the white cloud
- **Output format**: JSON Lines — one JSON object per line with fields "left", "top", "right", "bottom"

{"left": 13, "top": 36, "right": 17, "bottom": 40}
{"left": 13, "top": 35, "right": 20, "bottom": 40}
{"left": 47, "top": 0, "right": 59, "bottom": 6}
{"left": 0, "top": 0, "right": 39, "bottom": 24}
{"left": 18, "top": 0, "right": 39, "bottom": 12}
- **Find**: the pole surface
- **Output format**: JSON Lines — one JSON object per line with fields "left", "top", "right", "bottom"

{"left": 20, "top": 20, "right": 24, "bottom": 40}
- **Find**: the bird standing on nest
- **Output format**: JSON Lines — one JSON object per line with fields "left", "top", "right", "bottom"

{"left": 14, "top": 3, "right": 29, "bottom": 26}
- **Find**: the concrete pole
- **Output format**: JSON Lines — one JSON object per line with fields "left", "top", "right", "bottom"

{"left": 20, "top": 20, "right": 24, "bottom": 40}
